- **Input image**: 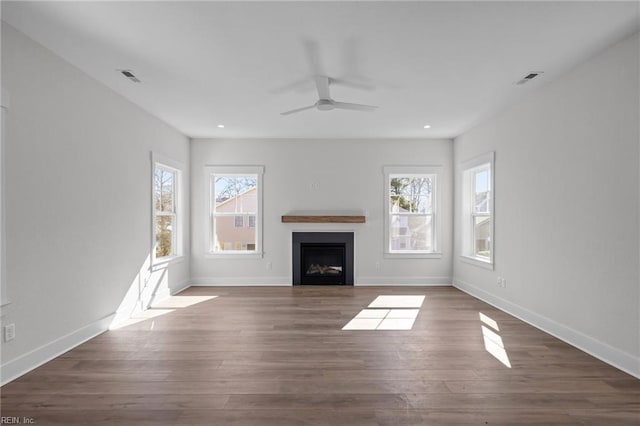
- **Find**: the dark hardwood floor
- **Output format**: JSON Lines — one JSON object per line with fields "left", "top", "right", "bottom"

{"left": 1, "top": 286, "right": 639, "bottom": 425}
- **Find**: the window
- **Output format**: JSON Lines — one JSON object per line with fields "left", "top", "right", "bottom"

{"left": 384, "top": 166, "right": 442, "bottom": 257}
{"left": 1, "top": 90, "right": 8, "bottom": 306}
{"left": 460, "top": 152, "right": 494, "bottom": 269}
{"left": 207, "top": 166, "right": 264, "bottom": 256}
{"left": 153, "top": 158, "right": 182, "bottom": 262}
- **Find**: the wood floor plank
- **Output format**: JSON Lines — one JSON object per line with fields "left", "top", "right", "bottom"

{"left": 2, "top": 286, "right": 638, "bottom": 425}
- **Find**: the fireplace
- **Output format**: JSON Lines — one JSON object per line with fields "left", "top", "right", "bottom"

{"left": 293, "top": 232, "right": 354, "bottom": 285}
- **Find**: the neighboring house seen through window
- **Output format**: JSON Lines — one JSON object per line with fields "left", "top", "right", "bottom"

{"left": 208, "top": 166, "right": 264, "bottom": 256}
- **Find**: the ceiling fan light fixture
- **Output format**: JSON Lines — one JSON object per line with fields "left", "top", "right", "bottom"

{"left": 423, "top": 124, "right": 431, "bottom": 129}
{"left": 217, "top": 124, "right": 225, "bottom": 128}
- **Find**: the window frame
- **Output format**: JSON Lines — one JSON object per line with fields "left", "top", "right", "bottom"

{"left": 206, "top": 165, "right": 264, "bottom": 258}
{"left": 459, "top": 152, "right": 495, "bottom": 270}
{"left": 383, "top": 166, "right": 442, "bottom": 259}
{"left": 151, "top": 153, "right": 184, "bottom": 265}
{"left": 1, "top": 89, "right": 8, "bottom": 306}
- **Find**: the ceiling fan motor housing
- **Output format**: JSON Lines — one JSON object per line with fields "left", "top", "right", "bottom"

{"left": 316, "top": 99, "right": 334, "bottom": 111}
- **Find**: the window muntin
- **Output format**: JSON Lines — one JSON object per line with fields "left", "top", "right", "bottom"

{"left": 384, "top": 167, "right": 440, "bottom": 256}
{"left": 389, "top": 175, "right": 435, "bottom": 252}
{"left": 460, "top": 152, "right": 494, "bottom": 267}
{"left": 209, "top": 168, "right": 263, "bottom": 254}
{"left": 472, "top": 166, "right": 491, "bottom": 259}
{"left": 154, "top": 164, "right": 178, "bottom": 259}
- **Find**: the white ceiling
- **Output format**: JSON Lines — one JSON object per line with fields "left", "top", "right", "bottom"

{"left": 2, "top": 1, "right": 639, "bottom": 139}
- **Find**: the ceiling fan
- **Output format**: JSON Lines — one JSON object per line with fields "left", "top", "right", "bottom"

{"left": 280, "top": 76, "right": 378, "bottom": 115}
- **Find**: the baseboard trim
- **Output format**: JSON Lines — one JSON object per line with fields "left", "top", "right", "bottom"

{"left": 357, "top": 276, "right": 452, "bottom": 286}
{"left": 170, "top": 280, "right": 192, "bottom": 295}
{"left": 190, "top": 277, "right": 453, "bottom": 286}
{"left": 151, "top": 279, "right": 192, "bottom": 302}
{"left": 452, "top": 278, "right": 640, "bottom": 379}
{"left": 1, "top": 312, "right": 115, "bottom": 386}
{"left": 190, "top": 277, "right": 291, "bottom": 286}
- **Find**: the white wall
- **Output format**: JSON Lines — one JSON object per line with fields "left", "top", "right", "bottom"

{"left": 453, "top": 33, "right": 640, "bottom": 377}
{"left": 0, "top": 24, "right": 191, "bottom": 383}
{"left": 191, "top": 138, "right": 453, "bottom": 285}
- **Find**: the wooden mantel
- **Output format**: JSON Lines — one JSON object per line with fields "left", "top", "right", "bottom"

{"left": 281, "top": 215, "right": 366, "bottom": 224}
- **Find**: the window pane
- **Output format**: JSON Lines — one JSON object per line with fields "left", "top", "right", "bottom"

{"left": 474, "top": 169, "right": 490, "bottom": 214}
{"left": 155, "top": 215, "right": 174, "bottom": 257}
{"left": 234, "top": 216, "right": 244, "bottom": 228}
{"left": 390, "top": 176, "right": 433, "bottom": 213}
{"left": 155, "top": 169, "right": 175, "bottom": 213}
{"left": 248, "top": 215, "right": 256, "bottom": 228}
{"left": 214, "top": 176, "right": 257, "bottom": 213}
{"left": 474, "top": 216, "right": 491, "bottom": 258}
{"left": 214, "top": 215, "right": 256, "bottom": 251}
{"left": 390, "top": 214, "right": 433, "bottom": 251}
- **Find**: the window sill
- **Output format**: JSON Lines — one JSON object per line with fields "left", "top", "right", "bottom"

{"left": 205, "top": 252, "right": 264, "bottom": 260}
{"left": 460, "top": 255, "right": 494, "bottom": 270}
{"left": 153, "top": 255, "right": 186, "bottom": 267}
{"left": 384, "top": 252, "right": 443, "bottom": 259}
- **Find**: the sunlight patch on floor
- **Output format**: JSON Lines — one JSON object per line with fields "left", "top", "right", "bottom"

{"left": 152, "top": 295, "right": 218, "bottom": 309}
{"left": 368, "top": 295, "right": 425, "bottom": 308}
{"left": 343, "top": 296, "right": 423, "bottom": 331}
{"left": 111, "top": 295, "right": 219, "bottom": 330}
{"left": 479, "top": 312, "right": 499, "bottom": 331}
{"left": 111, "top": 308, "right": 175, "bottom": 329}
{"left": 480, "top": 315, "right": 511, "bottom": 368}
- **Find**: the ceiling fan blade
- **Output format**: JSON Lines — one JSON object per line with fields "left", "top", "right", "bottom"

{"left": 280, "top": 105, "right": 316, "bottom": 116}
{"left": 330, "top": 78, "right": 376, "bottom": 91}
{"left": 332, "top": 101, "right": 378, "bottom": 112}
{"left": 315, "top": 75, "right": 331, "bottom": 100}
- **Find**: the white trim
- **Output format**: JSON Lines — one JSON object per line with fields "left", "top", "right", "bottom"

{"left": 458, "top": 151, "right": 495, "bottom": 267}
{"left": 1, "top": 88, "right": 9, "bottom": 109}
{"left": 205, "top": 165, "right": 264, "bottom": 257}
{"left": 150, "top": 278, "right": 192, "bottom": 303}
{"left": 0, "top": 92, "right": 6, "bottom": 307}
{"left": 151, "top": 152, "right": 185, "bottom": 264}
{"left": 0, "top": 313, "right": 115, "bottom": 385}
{"left": 383, "top": 252, "right": 443, "bottom": 259}
{"left": 190, "top": 277, "right": 290, "bottom": 286}
{"left": 204, "top": 253, "right": 264, "bottom": 260}
{"left": 459, "top": 255, "right": 494, "bottom": 270}
{"left": 357, "top": 277, "right": 452, "bottom": 286}
{"left": 150, "top": 254, "right": 186, "bottom": 268}
{"left": 383, "top": 165, "right": 443, "bottom": 256}
{"left": 459, "top": 152, "right": 495, "bottom": 173}
{"left": 452, "top": 278, "right": 640, "bottom": 379}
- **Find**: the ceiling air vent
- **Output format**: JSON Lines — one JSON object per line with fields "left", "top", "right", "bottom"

{"left": 516, "top": 71, "right": 543, "bottom": 85}
{"left": 119, "top": 69, "right": 141, "bottom": 83}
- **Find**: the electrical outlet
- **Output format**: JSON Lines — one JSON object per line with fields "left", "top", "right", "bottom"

{"left": 266, "top": 262, "right": 272, "bottom": 270}
{"left": 497, "top": 276, "right": 502, "bottom": 287}
{"left": 375, "top": 262, "right": 380, "bottom": 269}
{"left": 502, "top": 278, "right": 507, "bottom": 288}
{"left": 4, "top": 323, "right": 15, "bottom": 342}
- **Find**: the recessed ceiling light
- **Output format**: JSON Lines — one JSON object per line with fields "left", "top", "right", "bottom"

{"left": 217, "top": 124, "right": 225, "bottom": 128}
{"left": 423, "top": 125, "right": 431, "bottom": 129}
